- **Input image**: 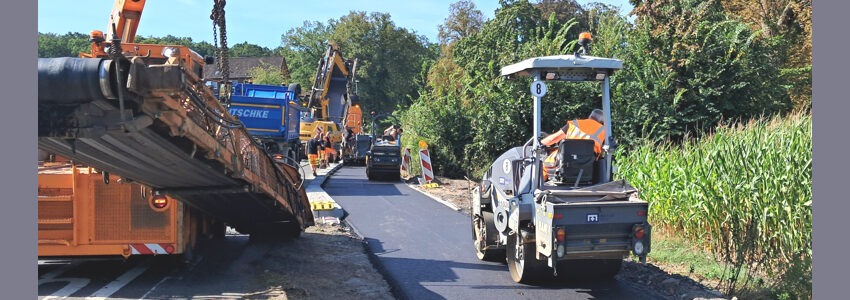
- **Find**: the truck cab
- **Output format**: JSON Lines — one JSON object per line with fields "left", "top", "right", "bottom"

{"left": 229, "top": 83, "right": 305, "bottom": 164}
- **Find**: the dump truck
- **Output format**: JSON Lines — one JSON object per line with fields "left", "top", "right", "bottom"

{"left": 37, "top": 0, "right": 312, "bottom": 242}
{"left": 470, "top": 35, "right": 651, "bottom": 283}
{"left": 230, "top": 82, "right": 306, "bottom": 165}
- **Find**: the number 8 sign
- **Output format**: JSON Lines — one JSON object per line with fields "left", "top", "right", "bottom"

{"left": 530, "top": 80, "right": 547, "bottom": 97}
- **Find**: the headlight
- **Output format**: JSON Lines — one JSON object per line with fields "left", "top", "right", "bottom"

{"left": 162, "top": 46, "right": 179, "bottom": 58}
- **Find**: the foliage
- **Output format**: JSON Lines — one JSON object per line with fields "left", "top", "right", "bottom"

{"left": 248, "top": 63, "right": 289, "bottom": 86}
{"left": 616, "top": 113, "right": 812, "bottom": 297}
{"left": 37, "top": 32, "right": 89, "bottom": 58}
{"left": 280, "top": 13, "right": 434, "bottom": 115}
{"left": 438, "top": 1, "right": 485, "bottom": 45}
{"left": 616, "top": 0, "right": 791, "bottom": 149}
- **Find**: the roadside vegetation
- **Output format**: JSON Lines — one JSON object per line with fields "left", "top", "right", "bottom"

{"left": 620, "top": 113, "right": 812, "bottom": 299}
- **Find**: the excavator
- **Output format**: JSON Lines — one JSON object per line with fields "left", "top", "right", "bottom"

{"left": 38, "top": 0, "right": 313, "bottom": 259}
{"left": 299, "top": 43, "right": 359, "bottom": 162}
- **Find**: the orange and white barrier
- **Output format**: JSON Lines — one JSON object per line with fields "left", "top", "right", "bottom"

{"left": 130, "top": 243, "right": 175, "bottom": 255}
{"left": 401, "top": 148, "right": 412, "bottom": 176}
{"left": 419, "top": 149, "right": 434, "bottom": 183}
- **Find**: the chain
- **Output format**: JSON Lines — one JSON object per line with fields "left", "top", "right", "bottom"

{"left": 211, "top": 0, "right": 231, "bottom": 102}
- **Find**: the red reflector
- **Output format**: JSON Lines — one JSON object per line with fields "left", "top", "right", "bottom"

{"left": 554, "top": 213, "right": 563, "bottom": 219}
{"left": 152, "top": 196, "right": 168, "bottom": 209}
{"left": 634, "top": 228, "right": 645, "bottom": 239}
{"left": 637, "top": 211, "right": 646, "bottom": 216}
{"left": 556, "top": 228, "right": 566, "bottom": 242}
{"left": 164, "top": 244, "right": 175, "bottom": 254}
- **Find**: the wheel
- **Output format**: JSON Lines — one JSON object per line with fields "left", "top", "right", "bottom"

{"left": 473, "top": 211, "right": 506, "bottom": 262}
{"left": 507, "top": 229, "right": 549, "bottom": 284}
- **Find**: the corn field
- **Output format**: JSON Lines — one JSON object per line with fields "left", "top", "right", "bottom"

{"left": 616, "top": 113, "right": 812, "bottom": 293}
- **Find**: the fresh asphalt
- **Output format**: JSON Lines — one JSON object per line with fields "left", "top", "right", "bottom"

{"left": 324, "top": 166, "right": 657, "bottom": 300}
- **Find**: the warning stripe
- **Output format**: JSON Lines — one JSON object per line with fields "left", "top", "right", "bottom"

{"left": 130, "top": 243, "right": 172, "bottom": 255}
{"left": 419, "top": 149, "right": 434, "bottom": 183}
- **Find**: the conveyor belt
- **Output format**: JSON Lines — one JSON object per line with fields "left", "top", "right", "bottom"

{"left": 37, "top": 57, "right": 313, "bottom": 235}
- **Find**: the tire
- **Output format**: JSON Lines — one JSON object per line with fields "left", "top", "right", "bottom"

{"left": 507, "top": 229, "right": 549, "bottom": 284}
{"left": 473, "top": 211, "right": 506, "bottom": 262}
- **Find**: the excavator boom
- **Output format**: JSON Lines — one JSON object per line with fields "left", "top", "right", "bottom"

{"left": 107, "top": 0, "right": 146, "bottom": 44}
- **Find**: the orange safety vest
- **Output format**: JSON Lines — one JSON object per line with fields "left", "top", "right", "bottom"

{"left": 543, "top": 119, "right": 606, "bottom": 180}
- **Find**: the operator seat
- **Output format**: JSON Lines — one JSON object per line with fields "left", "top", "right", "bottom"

{"left": 546, "top": 139, "right": 597, "bottom": 187}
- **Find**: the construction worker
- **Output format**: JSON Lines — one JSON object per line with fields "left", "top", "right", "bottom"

{"left": 322, "top": 132, "right": 336, "bottom": 165}
{"left": 306, "top": 132, "right": 321, "bottom": 176}
{"left": 541, "top": 109, "right": 607, "bottom": 181}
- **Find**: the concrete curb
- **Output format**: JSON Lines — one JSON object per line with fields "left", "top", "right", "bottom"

{"left": 306, "top": 162, "right": 345, "bottom": 224}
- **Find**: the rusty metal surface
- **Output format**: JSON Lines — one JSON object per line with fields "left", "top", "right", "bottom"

{"left": 38, "top": 56, "right": 314, "bottom": 230}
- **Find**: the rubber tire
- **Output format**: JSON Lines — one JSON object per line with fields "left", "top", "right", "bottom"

{"left": 472, "top": 211, "right": 506, "bottom": 262}
{"left": 507, "top": 229, "right": 549, "bottom": 284}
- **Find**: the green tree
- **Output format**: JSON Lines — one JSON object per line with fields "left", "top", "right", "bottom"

{"left": 438, "top": 1, "right": 485, "bottom": 45}
{"left": 615, "top": 0, "right": 791, "bottom": 148}
{"left": 280, "top": 21, "right": 332, "bottom": 91}
{"left": 38, "top": 32, "right": 89, "bottom": 58}
{"left": 229, "top": 42, "right": 274, "bottom": 57}
{"left": 248, "top": 63, "right": 288, "bottom": 85}
{"left": 328, "top": 11, "right": 434, "bottom": 113}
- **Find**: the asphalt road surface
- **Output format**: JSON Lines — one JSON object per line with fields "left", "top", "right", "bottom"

{"left": 325, "top": 166, "right": 657, "bottom": 300}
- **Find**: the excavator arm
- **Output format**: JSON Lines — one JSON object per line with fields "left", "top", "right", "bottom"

{"left": 108, "top": 0, "right": 146, "bottom": 44}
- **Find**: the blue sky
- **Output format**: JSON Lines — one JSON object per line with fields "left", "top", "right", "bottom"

{"left": 38, "top": 0, "right": 633, "bottom": 49}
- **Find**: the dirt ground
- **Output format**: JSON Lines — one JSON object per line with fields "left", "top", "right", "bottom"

{"left": 210, "top": 224, "right": 395, "bottom": 300}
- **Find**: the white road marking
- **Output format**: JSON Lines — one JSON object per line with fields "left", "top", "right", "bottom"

{"left": 84, "top": 260, "right": 151, "bottom": 300}
{"left": 40, "top": 277, "right": 91, "bottom": 300}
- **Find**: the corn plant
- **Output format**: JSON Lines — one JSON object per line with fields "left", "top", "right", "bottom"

{"left": 617, "top": 113, "right": 811, "bottom": 296}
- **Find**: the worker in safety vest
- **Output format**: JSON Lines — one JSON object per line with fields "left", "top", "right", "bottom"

{"left": 540, "top": 109, "right": 607, "bottom": 181}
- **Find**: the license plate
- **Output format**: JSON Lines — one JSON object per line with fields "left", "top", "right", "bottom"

{"left": 586, "top": 214, "right": 599, "bottom": 223}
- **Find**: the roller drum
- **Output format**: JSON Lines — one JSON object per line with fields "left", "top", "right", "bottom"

{"left": 38, "top": 57, "right": 116, "bottom": 104}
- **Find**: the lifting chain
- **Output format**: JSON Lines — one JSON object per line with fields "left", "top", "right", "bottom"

{"left": 211, "top": 0, "right": 231, "bottom": 103}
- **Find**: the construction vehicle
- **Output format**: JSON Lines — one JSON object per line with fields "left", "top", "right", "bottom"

{"left": 340, "top": 103, "right": 371, "bottom": 165}
{"left": 470, "top": 38, "right": 651, "bottom": 283}
{"left": 37, "top": 0, "right": 313, "bottom": 243}
{"left": 299, "top": 43, "right": 358, "bottom": 162}
{"left": 229, "top": 82, "right": 305, "bottom": 165}
{"left": 365, "top": 112, "right": 402, "bottom": 181}
{"left": 38, "top": 158, "right": 223, "bottom": 259}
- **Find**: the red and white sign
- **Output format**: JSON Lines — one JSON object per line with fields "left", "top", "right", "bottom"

{"left": 419, "top": 149, "right": 434, "bottom": 183}
{"left": 401, "top": 148, "right": 412, "bottom": 175}
{"left": 130, "top": 243, "right": 175, "bottom": 255}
